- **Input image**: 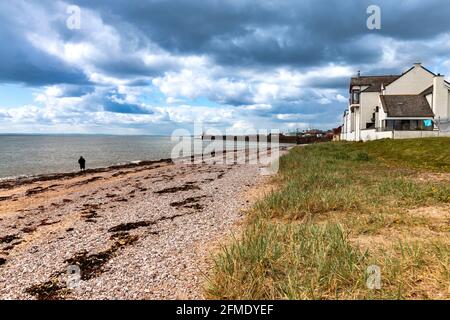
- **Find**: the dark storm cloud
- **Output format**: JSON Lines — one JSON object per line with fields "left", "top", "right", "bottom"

{"left": 102, "top": 92, "right": 154, "bottom": 114}
{"left": 0, "top": 25, "right": 88, "bottom": 86}
{"left": 96, "top": 58, "right": 162, "bottom": 78}
{"left": 73, "top": 0, "right": 374, "bottom": 68}
{"left": 3, "top": 0, "right": 450, "bottom": 86}
{"left": 307, "top": 77, "right": 349, "bottom": 90}
{"left": 0, "top": 1, "right": 89, "bottom": 86}
{"left": 73, "top": 0, "right": 450, "bottom": 69}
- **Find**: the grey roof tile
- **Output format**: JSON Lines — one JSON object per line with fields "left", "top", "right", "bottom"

{"left": 380, "top": 95, "right": 434, "bottom": 117}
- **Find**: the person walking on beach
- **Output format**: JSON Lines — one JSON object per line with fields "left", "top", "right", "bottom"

{"left": 78, "top": 156, "right": 86, "bottom": 171}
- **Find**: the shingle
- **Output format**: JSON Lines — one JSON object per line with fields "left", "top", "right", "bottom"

{"left": 350, "top": 75, "right": 400, "bottom": 93}
{"left": 420, "top": 85, "right": 433, "bottom": 96}
{"left": 380, "top": 95, "right": 434, "bottom": 117}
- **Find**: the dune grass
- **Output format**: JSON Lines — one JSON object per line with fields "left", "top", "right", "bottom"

{"left": 206, "top": 138, "right": 450, "bottom": 300}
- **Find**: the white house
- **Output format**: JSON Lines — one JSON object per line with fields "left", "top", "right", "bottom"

{"left": 341, "top": 63, "right": 450, "bottom": 141}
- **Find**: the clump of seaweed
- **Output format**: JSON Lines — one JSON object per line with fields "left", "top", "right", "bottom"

{"left": 25, "top": 279, "right": 69, "bottom": 300}
{"left": 64, "top": 234, "right": 139, "bottom": 280}
{"left": 108, "top": 221, "right": 152, "bottom": 233}
{"left": 0, "top": 234, "right": 19, "bottom": 244}
{"left": 154, "top": 182, "right": 200, "bottom": 194}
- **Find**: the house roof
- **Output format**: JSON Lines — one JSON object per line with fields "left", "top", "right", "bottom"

{"left": 380, "top": 95, "right": 434, "bottom": 118}
{"left": 349, "top": 75, "right": 400, "bottom": 93}
{"left": 420, "top": 85, "right": 433, "bottom": 96}
{"left": 421, "top": 82, "right": 450, "bottom": 96}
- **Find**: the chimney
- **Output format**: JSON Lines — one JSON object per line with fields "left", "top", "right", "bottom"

{"left": 413, "top": 62, "right": 422, "bottom": 68}
{"left": 432, "top": 74, "right": 447, "bottom": 118}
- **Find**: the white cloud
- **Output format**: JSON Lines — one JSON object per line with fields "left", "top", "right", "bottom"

{"left": 336, "top": 94, "right": 347, "bottom": 103}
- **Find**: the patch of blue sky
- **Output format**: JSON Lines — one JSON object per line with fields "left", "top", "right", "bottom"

{"left": 0, "top": 83, "right": 35, "bottom": 108}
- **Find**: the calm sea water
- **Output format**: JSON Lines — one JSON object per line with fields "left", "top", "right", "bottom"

{"left": 0, "top": 135, "right": 283, "bottom": 179}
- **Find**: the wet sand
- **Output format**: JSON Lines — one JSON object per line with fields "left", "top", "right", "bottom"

{"left": 0, "top": 149, "right": 285, "bottom": 299}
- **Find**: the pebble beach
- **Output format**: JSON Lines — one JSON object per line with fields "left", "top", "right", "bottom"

{"left": 0, "top": 149, "right": 285, "bottom": 299}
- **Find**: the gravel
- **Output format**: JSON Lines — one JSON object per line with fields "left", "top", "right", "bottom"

{"left": 0, "top": 150, "right": 282, "bottom": 299}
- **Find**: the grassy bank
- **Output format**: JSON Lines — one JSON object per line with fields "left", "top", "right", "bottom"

{"left": 206, "top": 138, "right": 450, "bottom": 299}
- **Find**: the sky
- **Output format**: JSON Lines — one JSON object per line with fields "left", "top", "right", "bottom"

{"left": 1, "top": 0, "right": 450, "bottom": 135}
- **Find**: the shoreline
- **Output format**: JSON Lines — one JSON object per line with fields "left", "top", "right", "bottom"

{"left": 0, "top": 146, "right": 289, "bottom": 190}
{"left": 0, "top": 158, "right": 174, "bottom": 190}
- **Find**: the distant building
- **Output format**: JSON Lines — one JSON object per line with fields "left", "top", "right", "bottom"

{"left": 303, "top": 129, "right": 326, "bottom": 137}
{"left": 332, "top": 126, "right": 342, "bottom": 141}
{"left": 341, "top": 63, "right": 450, "bottom": 141}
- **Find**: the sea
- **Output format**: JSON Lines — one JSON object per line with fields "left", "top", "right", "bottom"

{"left": 0, "top": 134, "right": 287, "bottom": 179}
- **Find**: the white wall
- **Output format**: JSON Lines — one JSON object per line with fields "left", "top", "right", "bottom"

{"left": 432, "top": 76, "right": 449, "bottom": 119}
{"left": 393, "top": 131, "right": 450, "bottom": 139}
{"left": 354, "top": 108, "right": 361, "bottom": 140}
{"left": 385, "top": 65, "right": 434, "bottom": 95}
{"left": 425, "top": 93, "right": 433, "bottom": 107}
{"left": 448, "top": 94, "right": 450, "bottom": 116}
{"left": 360, "top": 92, "right": 380, "bottom": 129}
{"left": 377, "top": 100, "right": 387, "bottom": 128}
{"left": 359, "top": 130, "right": 450, "bottom": 141}
{"left": 360, "top": 129, "right": 393, "bottom": 141}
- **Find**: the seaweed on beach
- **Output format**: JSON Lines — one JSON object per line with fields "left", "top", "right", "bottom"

{"left": 170, "top": 196, "right": 206, "bottom": 211}
{"left": 82, "top": 203, "right": 101, "bottom": 210}
{"left": 0, "top": 234, "right": 19, "bottom": 244}
{"left": 25, "top": 279, "right": 69, "bottom": 300}
{"left": 65, "top": 249, "right": 114, "bottom": 280}
{"left": 3, "top": 240, "right": 23, "bottom": 251}
{"left": 112, "top": 171, "right": 127, "bottom": 177}
{"left": 25, "top": 186, "right": 49, "bottom": 196}
{"left": 70, "top": 176, "right": 103, "bottom": 187}
{"left": 25, "top": 231, "right": 141, "bottom": 299}
{"left": 154, "top": 182, "right": 200, "bottom": 194}
{"left": 109, "top": 231, "right": 130, "bottom": 240}
{"left": 65, "top": 234, "right": 139, "bottom": 280}
{"left": 161, "top": 174, "right": 175, "bottom": 181}
{"left": 0, "top": 196, "right": 13, "bottom": 202}
{"left": 81, "top": 210, "right": 99, "bottom": 220}
{"left": 216, "top": 170, "right": 228, "bottom": 179}
{"left": 0, "top": 257, "right": 6, "bottom": 266}
{"left": 21, "top": 225, "right": 37, "bottom": 233}
{"left": 108, "top": 221, "right": 152, "bottom": 233}
{"left": 38, "top": 219, "right": 60, "bottom": 227}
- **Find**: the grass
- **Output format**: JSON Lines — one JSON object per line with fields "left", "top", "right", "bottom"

{"left": 206, "top": 220, "right": 368, "bottom": 299}
{"left": 206, "top": 138, "right": 450, "bottom": 300}
{"left": 350, "top": 138, "right": 450, "bottom": 172}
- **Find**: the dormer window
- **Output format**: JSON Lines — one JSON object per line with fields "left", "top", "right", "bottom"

{"left": 351, "top": 90, "right": 360, "bottom": 104}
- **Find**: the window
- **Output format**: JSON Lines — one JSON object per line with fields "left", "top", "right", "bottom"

{"left": 385, "top": 120, "right": 394, "bottom": 130}
{"left": 384, "top": 120, "right": 433, "bottom": 131}
{"left": 352, "top": 90, "right": 360, "bottom": 104}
